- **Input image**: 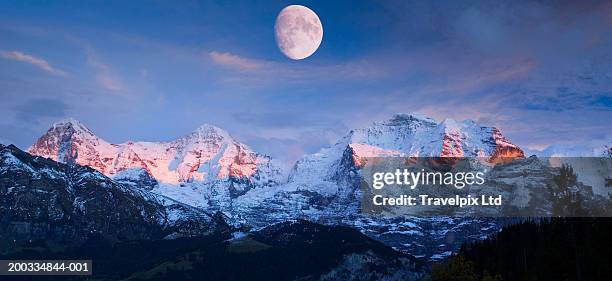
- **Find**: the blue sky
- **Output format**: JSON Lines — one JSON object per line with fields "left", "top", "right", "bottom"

{"left": 1, "top": 0, "right": 611, "bottom": 165}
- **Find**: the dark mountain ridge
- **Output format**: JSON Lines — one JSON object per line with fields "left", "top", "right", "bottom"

{"left": 0, "top": 144, "right": 230, "bottom": 243}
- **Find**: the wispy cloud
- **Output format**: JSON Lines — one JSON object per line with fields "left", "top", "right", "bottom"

{"left": 0, "top": 50, "right": 66, "bottom": 76}
{"left": 206, "top": 50, "right": 386, "bottom": 91}
{"left": 209, "top": 51, "right": 265, "bottom": 71}
{"left": 418, "top": 57, "right": 536, "bottom": 97}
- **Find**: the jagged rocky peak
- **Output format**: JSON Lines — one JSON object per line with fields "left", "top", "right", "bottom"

{"left": 180, "top": 123, "right": 231, "bottom": 145}
{"left": 357, "top": 113, "right": 525, "bottom": 159}
{"left": 193, "top": 123, "right": 228, "bottom": 137}
{"left": 30, "top": 118, "right": 97, "bottom": 152}
{"left": 51, "top": 117, "right": 92, "bottom": 133}
{"left": 28, "top": 119, "right": 284, "bottom": 186}
{"left": 29, "top": 118, "right": 114, "bottom": 169}
{"left": 383, "top": 113, "right": 438, "bottom": 127}
{"left": 290, "top": 113, "right": 525, "bottom": 183}
{"left": 47, "top": 118, "right": 102, "bottom": 145}
{"left": 349, "top": 114, "right": 509, "bottom": 159}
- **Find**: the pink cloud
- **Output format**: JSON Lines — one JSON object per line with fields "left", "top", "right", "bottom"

{"left": 208, "top": 51, "right": 265, "bottom": 71}
{"left": 0, "top": 50, "right": 65, "bottom": 76}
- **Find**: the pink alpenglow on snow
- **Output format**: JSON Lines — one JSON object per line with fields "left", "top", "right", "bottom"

{"left": 289, "top": 113, "right": 525, "bottom": 184}
{"left": 349, "top": 143, "right": 400, "bottom": 168}
{"left": 28, "top": 119, "right": 282, "bottom": 185}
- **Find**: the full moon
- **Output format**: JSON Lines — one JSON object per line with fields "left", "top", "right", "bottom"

{"left": 274, "top": 5, "right": 323, "bottom": 60}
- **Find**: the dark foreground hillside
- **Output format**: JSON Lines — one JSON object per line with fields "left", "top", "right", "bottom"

{"left": 432, "top": 218, "right": 612, "bottom": 281}
{"left": 0, "top": 220, "right": 425, "bottom": 281}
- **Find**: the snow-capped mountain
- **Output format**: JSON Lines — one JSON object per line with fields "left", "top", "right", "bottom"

{"left": 235, "top": 113, "right": 524, "bottom": 207}
{"left": 0, "top": 144, "right": 425, "bottom": 279}
{"left": 28, "top": 118, "right": 284, "bottom": 188}
{"left": 229, "top": 113, "right": 527, "bottom": 258}
{"left": 0, "top": 144, "right": 231, "bottom": 242}
{"left": 238, "top": 113, "right": 525, "bottom": 218}
{"left": 289, "top": 113, "right": 523, "bottom": 184}
{"left": 26, "top": 114, "right": 528, "bottom": 259}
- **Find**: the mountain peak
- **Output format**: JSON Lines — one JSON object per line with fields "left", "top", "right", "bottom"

{"left": 383, "top": 113, "right": 437, "bottom": 127}
{"left": 193, "top": 123, "right": 226, "bottom": 134}
{"left": 186, "top": 123, "right": 232, "bottom": 143}
{"left": 28, "top": 119, "right": 283, "bottom": 185}
{"left": 52, "top": 117, "right": 83, "bottom": 127}
{"left": 28, "top": 118, "right": 110, "bottom": 166}
{"left": 50, "top": 118, "right": 94, "bottom": 135}
{"left": 292, "top": 113, "right": 525, "bottom": 180}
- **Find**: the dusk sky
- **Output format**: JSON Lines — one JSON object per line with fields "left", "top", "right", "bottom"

{"left": 1, "top": 0, "right": 611, "bottom": 165}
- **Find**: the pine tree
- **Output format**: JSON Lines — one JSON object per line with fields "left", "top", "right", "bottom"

{"left": 552, "top": 164, "right": 583, "bottom": 216}
{"left": 431, "top": 254, "right": 478, "bottom": 281}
